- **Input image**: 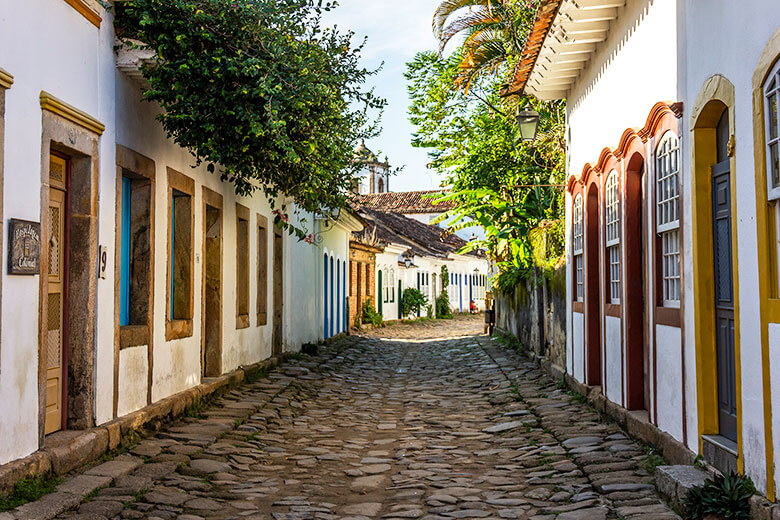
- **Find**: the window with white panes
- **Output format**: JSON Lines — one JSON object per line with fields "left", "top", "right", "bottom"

{"left": 764, "top": 60, "right": 780, "bottom": 296}
{"left": 656, "top": 132, "right": 681, "bottom": 306}
{"left": 605, "top": 171, "right": 621, "bottom": 304}
{"left": 389, "top": 269, "right": 395, "bottom": 302}
{"left": 572, "top": 194, "right": 584, "bottom": 302}
{"left": 766, "top": 60, "right": 780, "bottom": 199}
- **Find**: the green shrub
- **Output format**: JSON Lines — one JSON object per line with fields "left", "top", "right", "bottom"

{"left": 426, "top": 304, "right": 434, "bottom": 319}
{"left": 401, "top": 288, "right": 427, "bottom": 318}
{"left": 361, "top": 300, "right": 384, "bottom": 327}
{"left": 683, "top": 471, "right": 755, "bottom": 520}
{"left": 436, "top": 292, "right": 453, "bottom": 319}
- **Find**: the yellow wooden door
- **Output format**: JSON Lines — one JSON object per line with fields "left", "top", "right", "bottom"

{"left": 45, "top": 154, "right": 67, "bottom": 434}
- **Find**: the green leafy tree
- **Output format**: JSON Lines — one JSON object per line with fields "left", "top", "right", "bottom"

{"left": 401, "top": 288, "right": 427, "bottom": 319}
{"left": 432, "top": 0, "right": 536, "bottom": 90}
{"left": 405, "top": 48, "right": 565, "bottom": 292}
{"left": 114, "top": 0, "right": 385, "bottom": 238}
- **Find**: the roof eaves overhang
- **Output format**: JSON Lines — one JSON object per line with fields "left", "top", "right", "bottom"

{"left": 501, "top": 0, "right": 624, "bottom": 101}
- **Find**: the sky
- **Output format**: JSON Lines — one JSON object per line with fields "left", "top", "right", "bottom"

{"left": 322, "top": 0, "right": 446, "bottom": 192}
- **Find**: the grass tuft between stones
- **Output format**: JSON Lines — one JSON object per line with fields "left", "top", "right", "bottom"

{"left": 0, "top": 475, "right": 64, "bottom": 512}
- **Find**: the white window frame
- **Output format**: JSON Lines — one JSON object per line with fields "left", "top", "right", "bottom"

{"left": 572, "top": 194, "right": 584, "bottom": 302}
{"left": 765, "top": 59, "right": 780, "bottom": 201}
{"left": 605, "top": 171, "right": 621, "bottom": 304}
{"left": 656, "top": 131, "right": 682, "bottom": 307}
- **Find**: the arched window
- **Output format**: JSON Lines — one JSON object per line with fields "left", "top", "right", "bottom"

{"left": 656, "top": 132, "right": 681, "bottom": 306}
{"left": 378, "top": 178, "right": 385, "bottom": 193}
{"left": 572, "top": 194, "right": 584, "bottom": 302}
{"left": 605, "top": 171, "right": 621, "bottom": 304}
{"left": 389, "top": 269, "right": 395, "bottom": 302}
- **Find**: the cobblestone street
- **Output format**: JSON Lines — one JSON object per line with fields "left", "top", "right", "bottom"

{"left": 52, "top": 316, "right": 679, "bottom": 520}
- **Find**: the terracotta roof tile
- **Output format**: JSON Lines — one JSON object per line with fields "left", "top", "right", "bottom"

{"left": 354, "top": 208, "right": 482, "bottom": 259}
{"left": 500, "top": 0, "right": 563, "bottom": 98}
{"left": 357, "top": 190, "right": 455, "bottom": 214}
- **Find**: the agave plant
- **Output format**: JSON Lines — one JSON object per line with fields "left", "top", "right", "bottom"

{"left": 683, "top": 472, "right": 755, "bottom": 520}
{"left": 432, "top": 0, "right": 536, "bottom": 90}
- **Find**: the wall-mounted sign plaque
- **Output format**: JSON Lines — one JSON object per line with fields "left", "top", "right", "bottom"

{"left": 8, "top": 219, "right": 41, "bottom": 275}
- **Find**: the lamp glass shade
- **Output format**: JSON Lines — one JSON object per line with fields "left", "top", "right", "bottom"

{"left": 516, "top": 109, "right": 540, "bottom": 142}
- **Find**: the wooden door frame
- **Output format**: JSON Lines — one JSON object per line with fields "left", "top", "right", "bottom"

{"left": 690, "top": 75, "right": 743, "bottom": 467}
{"left": 38, "top": 110, "right": 100, "bottom": 441}
{"left": 201, "top": 187, "right": 223, "bottom": 377}
{"left": 585, "top": 182, "right": 602, "bottom": 387}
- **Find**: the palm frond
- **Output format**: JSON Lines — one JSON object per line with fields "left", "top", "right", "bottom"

{"left": 454, "top": 39, "right": 507, "bottom": 90}
{"left": 438, "top": 8, "right": 503, "bottom": 53}
{"left": 433, "top": 0, "right": 493, "bottom": 39}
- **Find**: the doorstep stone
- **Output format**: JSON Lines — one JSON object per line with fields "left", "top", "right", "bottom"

{"left": 655, "top": 465, "right": 708, "bottom": 512}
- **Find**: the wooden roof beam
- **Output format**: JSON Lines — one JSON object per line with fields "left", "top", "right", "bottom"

{"left": 560, "top": 6, "right": 618, "bottom": 22}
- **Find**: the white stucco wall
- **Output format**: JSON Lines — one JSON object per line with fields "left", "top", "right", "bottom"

{"left": 0, "top": 1, "right": 334, "bottom": 465}
{"left": 604, "top": 316, "right": 622, "bottom": 406}
{"left": 571, "top": 312, "right": 584, "bottom": 381}
{"left": 656, "top": 325, "right": 684, "bottom": 442}
{"left": 0, "top": 1, "right": 117, "bottom": 464}
{"left": 320, "top": 219, "right": 352, "bottom": 339}
{"left": 375, "top": 250, "right": 402, "bottom": 322}
{"left": 567, "top": 0, "right": 678, "bottom": 179}
{"left": 117, "top": 346, "right": 148, "bottom": 417}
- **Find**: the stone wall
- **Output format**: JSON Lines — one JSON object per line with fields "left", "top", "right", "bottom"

{"left": 495, "top": 266, "right": 566, "bottom": 371}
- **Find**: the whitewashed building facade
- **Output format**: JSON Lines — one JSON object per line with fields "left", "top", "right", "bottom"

{"left": 357, "top": 208, "right": 489, "bottom": 321}
{"left": 504, "top": 0, "right": 780, "bottom": 500}
{"left": 0, "top": 0, "right": 359, "bottom": 469}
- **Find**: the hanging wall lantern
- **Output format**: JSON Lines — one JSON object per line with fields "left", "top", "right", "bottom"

{"left": 516, "top": 105, "right": 540, "bottom": 143}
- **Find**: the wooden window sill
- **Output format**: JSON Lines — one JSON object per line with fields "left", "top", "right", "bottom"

{"left": 257, "top": 312, "right": 267, "bottom": 327}
{"left": 605, "top": 304, "right": 621, "bottom": 317}
{"left": 572, "top": 301, "right": 584, "bottom": 313}
{"left": 236, "top": 314, "right": 250, "bottom": 329}
{"left": 166, "top": 319, "right": 193, "bottom": 341}
{"left": 119, "top": 324, "right": 149, "bottom": 349}
{"left": 655, "top": 306, "right": 682, "bottom": 327}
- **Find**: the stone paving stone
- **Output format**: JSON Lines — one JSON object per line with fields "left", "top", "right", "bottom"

{"left": 39, "top": 315, "right": 680, "bottom": 520}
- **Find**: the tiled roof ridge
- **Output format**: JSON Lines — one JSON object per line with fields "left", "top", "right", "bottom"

{"left": 357, "top": 189, "right": 455, "bottom": 214}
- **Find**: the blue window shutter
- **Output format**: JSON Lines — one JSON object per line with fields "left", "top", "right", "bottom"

{"left": 120, "top": 177, "right": 132, "bottom": 326}
{"left": 323, "top": 254, "right": 328, "bottom": 338}
{"left": 336, "top": 259, "right": 341, "bottom": 334}
{"left": 343, "top": 262, "right": 347, "bottom": 331}
{"left": 170, "top": 194, "right": 175, "bottom": 319}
